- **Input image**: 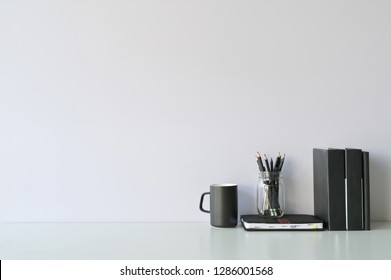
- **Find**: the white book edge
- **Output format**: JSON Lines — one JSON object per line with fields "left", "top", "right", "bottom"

{"left": 241, "top": 219, "right": 323, "bottom": 230}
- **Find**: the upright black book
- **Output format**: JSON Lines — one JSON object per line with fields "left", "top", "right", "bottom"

{"left": 363, "top": 151, "right": 370, "bottom": 230}
{"left": 345, "top": 148, "right": 363, "bottom": 230}
{"left": 313, "top": 148, "right": 346, "bottom": 230}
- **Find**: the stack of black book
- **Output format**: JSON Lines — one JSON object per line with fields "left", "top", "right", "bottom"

{"left": 241, "top": 214, "right": 324, "bottom": 231}
{"left": 313, "top": 148, "right": 370, "bottom": 230}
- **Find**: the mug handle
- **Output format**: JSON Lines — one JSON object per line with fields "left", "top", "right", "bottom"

{"left": 199, "top": 192, "right": 210, "bottom": 213}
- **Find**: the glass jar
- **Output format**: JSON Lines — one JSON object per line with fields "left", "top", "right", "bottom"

{"left": 257, "top": 171, "right": 285, "bottom": 217}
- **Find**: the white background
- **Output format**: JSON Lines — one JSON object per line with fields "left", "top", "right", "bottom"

{"left": 1, "top": 0, "right": 390, "bottom": 222}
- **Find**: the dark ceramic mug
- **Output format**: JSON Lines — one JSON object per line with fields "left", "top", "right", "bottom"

{"left": 199, "top": 183, "right": 238, "bottom": 227}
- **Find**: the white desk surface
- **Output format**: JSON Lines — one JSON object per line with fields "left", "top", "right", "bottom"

{"left": 1, "top": 222, "right": 390, "bottom": 260}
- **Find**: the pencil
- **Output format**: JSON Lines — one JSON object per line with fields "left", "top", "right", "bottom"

{"left": 256, "top": 152, "right": 265, "bottom": 172}
{"left": 275, "top": 152, "right": 281, "bottom": 171}
{"left": 264, "top": 154, "right": 271, "bottom": 172}
{"left": 279, "top": 154, "right": 285, "bottom": 171}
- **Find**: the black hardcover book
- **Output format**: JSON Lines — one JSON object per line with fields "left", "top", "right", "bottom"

{"left": 345, "top": 148, "right": 363, "bottom": 230}
{"left": 313, "top": 148, "right": 346, "bottom": 230}
{"left": 363, "top": 151, "right": 370, "bottom": 230}
{"left": 241, "top": 214, "right": 324, "bottom": 231}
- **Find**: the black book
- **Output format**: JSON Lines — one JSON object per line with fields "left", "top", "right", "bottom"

{"left": 362, "top": 151, "right": 370, "bottom": 230}
{"left": 313, "top": 148, "right": 346, "bottom": 230}
{"left": 345, "top": 148, "right": 363, "bottom": 230}
{"left": 241, "top": 214, "right": 324, "bottom": 231}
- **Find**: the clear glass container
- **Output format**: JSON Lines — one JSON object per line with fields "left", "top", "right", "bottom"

{"left": 257, "top": 171, "right": 285, "bottom": 217}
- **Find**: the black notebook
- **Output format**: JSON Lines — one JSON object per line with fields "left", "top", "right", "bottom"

{"left": 241, "top": 214, "right": 324, "bottom": 231}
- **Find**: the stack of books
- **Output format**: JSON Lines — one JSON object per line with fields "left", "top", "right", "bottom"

{"left": 313, "top": 148, "right": 370, "bottom": 230}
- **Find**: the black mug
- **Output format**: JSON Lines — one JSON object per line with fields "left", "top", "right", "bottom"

{"left": 199, "top": 183, "right": 238, "bottom": 227}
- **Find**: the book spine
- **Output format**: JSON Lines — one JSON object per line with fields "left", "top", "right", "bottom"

{"left": 313, "top": 149, "right": 346, "bottom": 230}
{"left": 363, "top": 151, "right": 370, "bottom": 230}
{"left": 313, "top": 149, "right": 330, "bottom": 228}
{"left": 327, "top": 149, "right": 346, "bottom": 230}
{"left": 345, "top": 148, "right": 363, "bottom": 230}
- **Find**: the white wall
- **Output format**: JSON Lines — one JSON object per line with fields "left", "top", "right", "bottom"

{"left": 1, "top": 0, "right": 391, "bottom": 222}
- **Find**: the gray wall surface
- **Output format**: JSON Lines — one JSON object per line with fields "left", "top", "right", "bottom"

{"left": 1, "top": 0, "right": 390, "bottom": 222}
